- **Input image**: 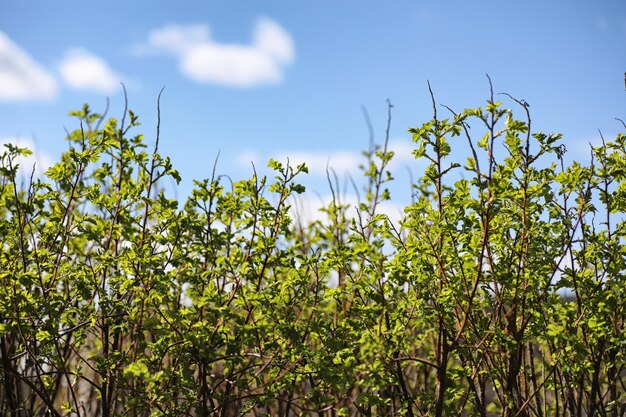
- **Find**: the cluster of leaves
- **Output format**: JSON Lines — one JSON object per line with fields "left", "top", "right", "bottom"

{"left": 0, "top": 87, "right": 625, "bottom": 417}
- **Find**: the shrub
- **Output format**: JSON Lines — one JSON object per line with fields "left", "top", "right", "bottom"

{"left": 0, "top": 87, "right": 624, "bottom": 416}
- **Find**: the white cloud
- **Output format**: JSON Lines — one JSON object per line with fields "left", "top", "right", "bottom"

{"left": 568, "top": 133, "right": 621, "bottom": 159}
{"left": 0, "top": 138, "right": 54, "bottom": 177}
{"left": 0, "top": 32, "right": 58, "bottom": 102}
{"left": 254, "top": 18, "right": 294, "bottom": 64}
{"left": 256, "top": 138, "right": 420, "bottom": 177}
{"left": 236, "top": 150, "right": 261, "bottom": 168}
{"left": 58, "top": 48, "right": 123, "bottom": 94}
{"left": 234, "top": 140, "right": 422, "bottom": 226}
{"left": 291, "top": 193, "right": 406, "bottom": 228}
{"left": 140, "top": 17, "right": 295, "bottom": 87}
{"left": 275, "top": 150, "right": 362, "bottom": 176}
{"left": 388, "top": 139, "right": 419, "bottom": 165}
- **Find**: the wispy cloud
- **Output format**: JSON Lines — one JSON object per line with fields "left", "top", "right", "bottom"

{"left": 0, "top": 32, "right": 58, "bottom": 102}
{"left": 235, "top": 150, "right": 262, "bottom": 169}
{"left": 136, "top": 17, "right": 295, "bottom": 87}
{"left": 291, "top": 192, "right": 406, "bottom": 227}
{"left": 240, "top": 139, "right": 421, "bottom": 177}
{"left": 387, "top": 139, "right": 420, "bottom": 165}
{"left": 275, "top": 150, "right": 362, "bottom": 176}
{"left": 569, "top": 132, "right": 621, "bottom": 159}
{"left": 0, "top": 137, "right": 54, "bottom": 176}
{"left": 58, "top": 48, "right": 123, "bottom": 94}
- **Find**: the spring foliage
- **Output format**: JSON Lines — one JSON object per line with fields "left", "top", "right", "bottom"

{"left": 0, "top": 88, "right": 625, "bottom": 417}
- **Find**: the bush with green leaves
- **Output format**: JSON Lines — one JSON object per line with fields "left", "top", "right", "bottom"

{"left": 1, "top": 86, "right": 624, "bottom": 417}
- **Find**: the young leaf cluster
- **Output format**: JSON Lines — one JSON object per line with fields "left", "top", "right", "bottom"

{"left": 0, "top": 92, "right": 624, "bottom": 417}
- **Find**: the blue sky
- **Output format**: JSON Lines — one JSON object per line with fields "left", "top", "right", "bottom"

{"left": 1, "top": 1, "right": 625, "bottom": 220}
